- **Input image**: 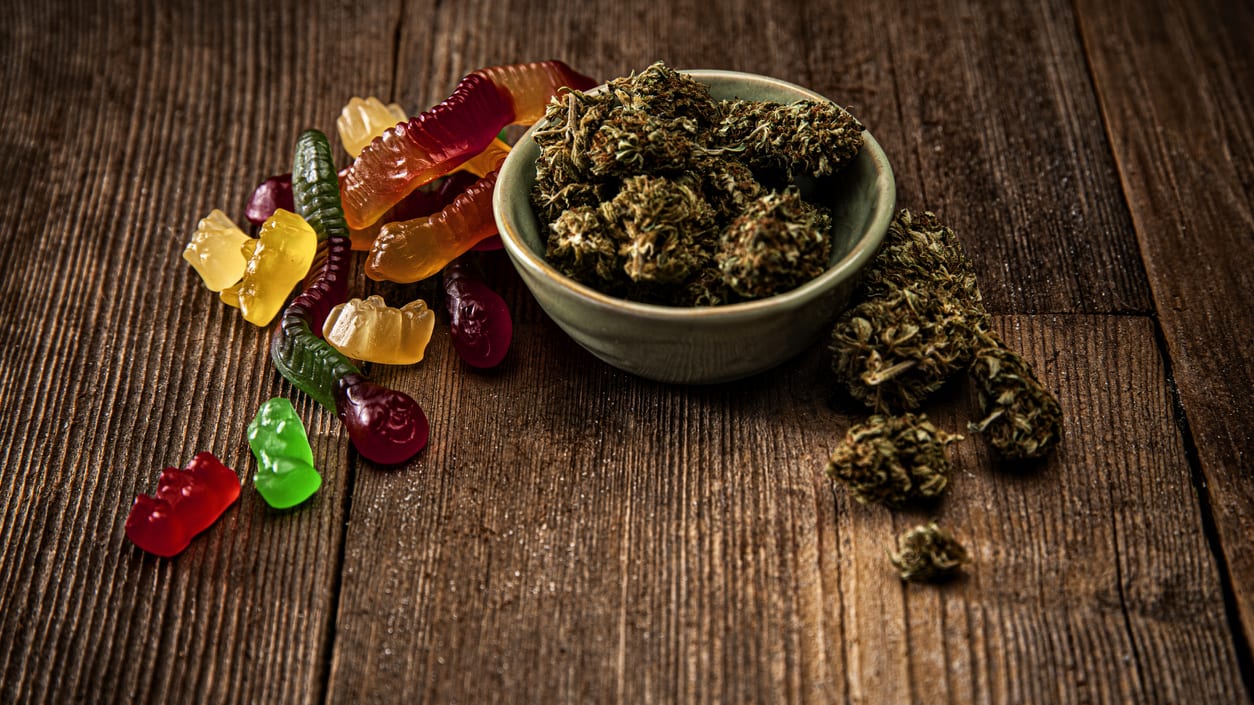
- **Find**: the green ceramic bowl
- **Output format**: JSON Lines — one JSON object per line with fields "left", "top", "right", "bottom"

{"left": 493, "top": 69, "right": 895, "bottom": 384}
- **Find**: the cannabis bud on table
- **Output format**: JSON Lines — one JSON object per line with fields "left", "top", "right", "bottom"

{"left": 825, "top": 413, "right": 961, "bottom": 507}
{"left": 890, "top": 522, "right": 970, "bottom": 582}
{"left": 531, "top": 61, "right": 864, "bottom": 306}
{"left": 829, "top": 209, "right": 1063, "bottom": 460}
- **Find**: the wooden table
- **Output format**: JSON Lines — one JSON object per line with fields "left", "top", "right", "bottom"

{"left": 2, "top": 0, "right": 1251, "bottom": 702}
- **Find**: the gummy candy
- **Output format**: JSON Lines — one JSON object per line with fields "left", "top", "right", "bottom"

{"left": 323, "top": 295, "right": 436, "bottom": 365}
{"left": 461, "top": 138, "right": 511, "bottom": 177}
{"left": 443, "top": 259, "right": 512, "bottom": 368}
{"left": 247, "top": 398, "right": 321, "bottom": 509}
{"left": 340, "top": 61, "right": 596, "bottom": 229}
{"left": 220, "top": 209, "right": 317, "bottom": 326}
{"left": 270, "top": 129, "right": 429, "bottom": 466}
{"left": 125, "top": 451, "right": 240, "bottom": 557}
{"left": 334, "top": 374, "right": 429, "bottom": 466}
{"left": 347, "top": 170, "right": 480, "bottom": 252}
{"left": 292, "top": 131, "right": 352, "bottom": 247}
{"left": 245, "top": 174, "right": 295, "bottom": 227}
{"left": 472, "top": 61, "right": 598, "bottom": 123}
{"left": 365, "top": 169, "right": 502, "bottom": 283}
{"left": 183, "top": 210, "right": 252, "bottom": 292}
{"left": 337, "top": 96, "right": 408, "bottom": 157}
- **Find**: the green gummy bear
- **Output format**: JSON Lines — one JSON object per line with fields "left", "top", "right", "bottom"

{"left": 247, "top": 397, "right": 321, "bottom": 509}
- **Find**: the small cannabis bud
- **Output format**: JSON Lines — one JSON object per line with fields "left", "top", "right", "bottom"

{"left": 609, "top": 174, "right": 715, "bottom": 287}
{"left": 825, "top": 413, "right": 961, "bottom": 507}
{"left": 829, "top": 209, "right": 986, "bottom": 412}
{"left": 717, "top": 99, "right": 864, "bottom": 177}
{"left": 830, "top": 285, "right": 980, "bottom": 411}
{"left": 889, "top": 522, "right": 970, "bottom": 582}
{"left": 859, "top": 209, "right": 983, "bottom": 307}
{"left": 545, "top": 205, "right": 624, "bottom": 288}
{"left": 717, "top": 188, "right": 832, "bottom": 299}
{"left": 587, "top": 110, "right": 703, "bottom": 177}
{"left": 968, "top": 329, "right": 1063, "bottom": 460}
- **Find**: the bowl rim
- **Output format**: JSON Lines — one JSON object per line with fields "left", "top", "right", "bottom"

{"left": 493, "top": 68, "right": 896, "bottom": 324}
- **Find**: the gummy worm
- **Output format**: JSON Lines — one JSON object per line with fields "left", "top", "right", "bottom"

{"left": 364, "top": 167, "right": 502, "bottom": 283}
{"left": 271, "top": 129, "right": 428, "bottom": 465}
{"left": 340, "top": 60, "right": 597, "bottom": 230}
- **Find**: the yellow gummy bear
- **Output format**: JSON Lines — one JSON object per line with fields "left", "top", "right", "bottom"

{"left": 220, "top": 209, "right": 317, "bottom": 326}
{"left": 183, "top": 209, "right": 253, "bottom": 291}
{"left": 460, "top": 138, "right": 511, "bottom": 177}
{"left": 322, "top": 295, "right": 436, "bottom": 365}
{"left": 337, "top": 97, "right": 408, "bottom": 158}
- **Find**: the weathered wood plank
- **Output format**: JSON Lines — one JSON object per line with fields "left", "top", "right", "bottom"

{"left": 328, "top": 285, "right": 1248, "bottom": 704}
{"left": 1073, "top": 0, "right": 1254, "bottom": 651}
{"left": 883, "top": 315, "right": 1245, "bottom": 704}
{"left": 791, "top": 0, "right": 1152, "bottom": 315}
{"left": 0, "top": 0, "right": 395, "bottom": 702}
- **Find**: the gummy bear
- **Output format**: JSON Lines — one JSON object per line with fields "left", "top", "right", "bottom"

{"left": 322, "top": 295, "right": 436, "bottom": 365}
{"left": 183, "top": 210, "right": 253, "bottom": 292}
{"left": 125, "top": 451, "right": 241, "bottom": 557}
{"left": 220, "top": 209, "right": 318, "bottom": 326}
{"left": 247, "top": 397, "right": 322, "bottom": 509}
{"left": 245, "top": 174, "right": 296, "bottom": 227}
{"left": 443, "top": 259, "right": 513, "bottom": 368}
{"left": 337, "top": 96, "right": 408, "bottom": 157}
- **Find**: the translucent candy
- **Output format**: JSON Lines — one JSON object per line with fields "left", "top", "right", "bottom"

{"left": 247, "top": 397, "right": 321, "bottom": 509}
{"left": 183, "top": 209, "right": 252, "bottom": 292}
{"left": 323, "top": 295, "right": 436, "bottom": 365}
{"left": 340, "top": 61, "right": 596, "bottom": 230}
{"left": 124, "top": 452, "right": 240, "bottom": 557}
{"left": 365, "top": 170, "right": 501, "bottom": 283}
{"left": 460, "top": 138, "right": 511, "bottom": 177}
{"left": 245, "top": 174, "right": 295, "bottom": 227}
{"left": 334, "top": 374, "right": 429, "bottom": 466}
{"left": 220, "top": 209, "right": 317, "bottom": 326}
{"left": 339, "top": 73, "right": 512, "bottom": 230}
{"left": 443, "top": 260, "right": 512, "bottom": 368}
{"left": 472, "top": 60, "right": 597, "bottom": 124}
{"left": 337, "top": 96, "right": 408, "bottom": 157}
{"left": 346, "top": 171, "right": 478, "bottom": 252}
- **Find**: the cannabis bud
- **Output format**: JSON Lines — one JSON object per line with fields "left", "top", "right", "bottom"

{"left": 825, "top": 413, "right": 961, "bottom": 507}
{"left": 829, "top": 210, "right": 986, "bottom": 413}
{"left": 717, "top": 188, "right": 832, "bottom": 299}
{"left": 968, "top": 329, "right": 1063, "bottom": 460}
{"left": 716, "top": 99, "right": 864, "bottom": 178}
{"left": 531, "top": 60, "right": 865, "bottom": 307}
{"left": 889, "top": 522, "right": 970, "bottom": 582}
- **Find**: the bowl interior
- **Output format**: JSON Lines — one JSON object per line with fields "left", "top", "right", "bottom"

{"left": 496, "top": 70, "right": 894, "bottom": 320}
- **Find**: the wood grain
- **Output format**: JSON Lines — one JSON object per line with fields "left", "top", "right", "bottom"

{"left": 1, "top": 0, "right": 1251, "bottom": 703}
{"left": 1074, "top": 0, "right": 1254, "bottom": 649}
{"left": 0, "top": 0, "right": 393, "bottom": 703}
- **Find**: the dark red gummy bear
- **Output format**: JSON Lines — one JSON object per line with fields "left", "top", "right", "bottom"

{"left": 125, "top": 452, "right": 241, "bottom": 558}
{"left": 443, "top": 260, "right": 512, "bottom": 368}
{"left": 333, "top": 374, "right": 429, "bottom": 465}
{"left": 245, "top": 173, "right": 295, "bottom": 226}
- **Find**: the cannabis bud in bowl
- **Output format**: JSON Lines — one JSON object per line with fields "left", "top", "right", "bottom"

{"left": 494, "top": 62, "right": 896, "bottom": 383}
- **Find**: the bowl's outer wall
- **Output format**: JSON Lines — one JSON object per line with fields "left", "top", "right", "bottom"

{"left": 495, "top": 70, "right": 896, "bottom": 384}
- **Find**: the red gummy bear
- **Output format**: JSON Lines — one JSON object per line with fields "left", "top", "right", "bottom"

{"left": 125, "top": 452, "right": 241, "bottom": 558}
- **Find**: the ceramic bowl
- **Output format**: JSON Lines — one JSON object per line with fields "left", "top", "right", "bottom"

{"left": 493, "top": 69, "right": 895, "bottom": 384}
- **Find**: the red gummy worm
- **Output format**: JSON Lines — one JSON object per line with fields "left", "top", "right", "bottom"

{"left": 125, "top": 452, "right": 240, "bottom": 558}
{"left": 471, "top": 60, "right": 598, "bottom": 125}
{"left": 340, "top": 72, "right": 512, "bottom": 230}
